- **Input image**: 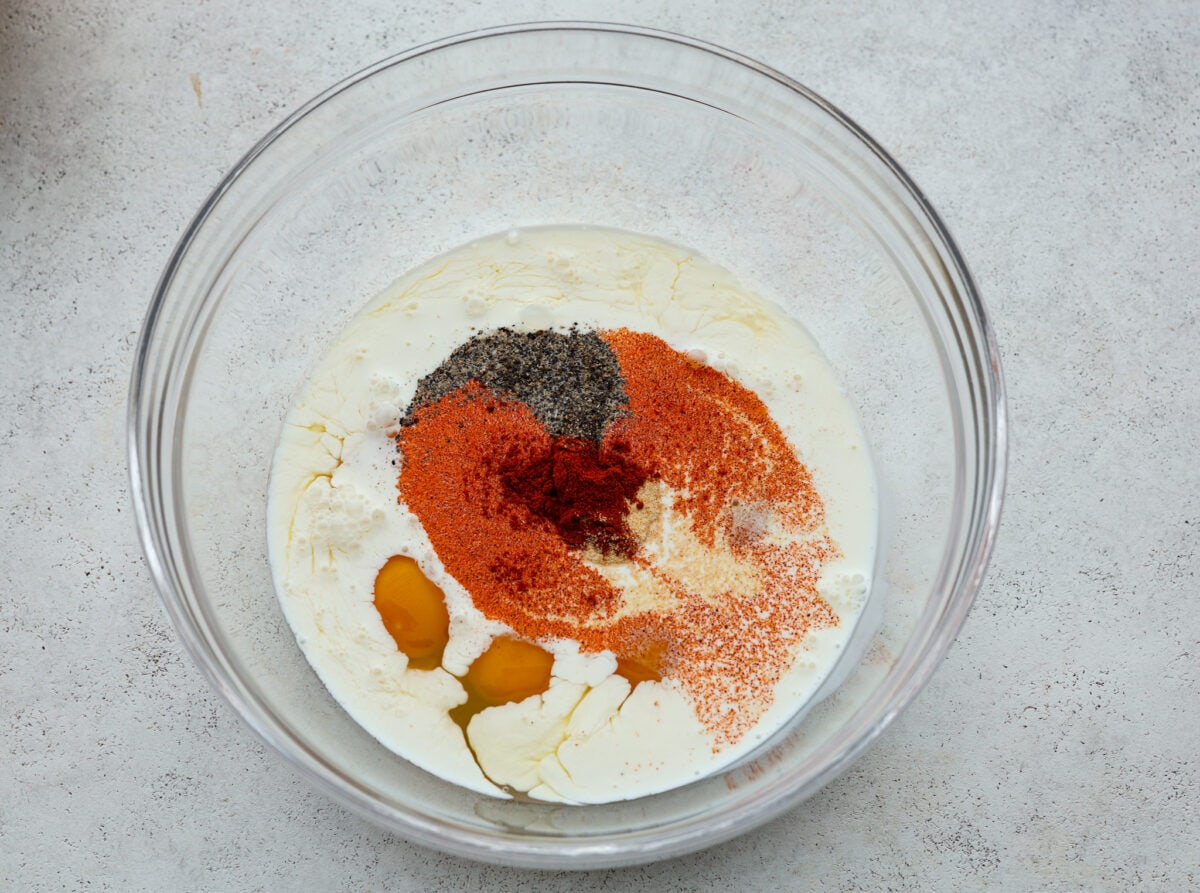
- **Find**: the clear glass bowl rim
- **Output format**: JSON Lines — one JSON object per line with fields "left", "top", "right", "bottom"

{"left": 128, "top": 21, "right": 1008, "bottom": 869}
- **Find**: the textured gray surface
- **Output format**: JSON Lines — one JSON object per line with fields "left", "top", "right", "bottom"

{"left": 2, "top": 1, "right": 1198, "bottom": 889}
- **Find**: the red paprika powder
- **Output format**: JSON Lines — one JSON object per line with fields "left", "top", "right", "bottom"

{"left": 499, "top": 437, "right": 649, "bottom": 559}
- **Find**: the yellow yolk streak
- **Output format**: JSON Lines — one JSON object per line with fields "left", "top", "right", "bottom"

{"left": 372, "top": 555, "right": 450, "bottom": 670}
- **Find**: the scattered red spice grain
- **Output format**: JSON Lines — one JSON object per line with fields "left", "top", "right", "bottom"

{"left": 500, "top": 436, "right": 650, "bottom": 559}
{"left": 396, "top": 329, "right": 839, "bottom": 747}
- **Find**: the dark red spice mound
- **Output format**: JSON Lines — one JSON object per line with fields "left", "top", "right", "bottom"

{"left": 500, "top": 438, "right": 650, "bottom": 558}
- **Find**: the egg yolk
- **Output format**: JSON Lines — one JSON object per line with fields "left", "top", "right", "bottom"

{"left": 373, "top": 555, "right": 450, "bottom": 671}
{"left": 614, "top": 639, "right": 666, "bottom": 688}
{"left": 449, "top": 636, "right": 554, "bottom": 731}
{"left": 615, "top": 655, "right": 662, "bottom": 687}
{"left": 464, "top": 636, "right": 554, "bottom": 705}
{"left": 372, "top": 556, "right": 656, "bottom": 737}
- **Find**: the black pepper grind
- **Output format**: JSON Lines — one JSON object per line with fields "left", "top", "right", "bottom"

{"left": 401, "top": 327, "right": 628, "bottom": 442}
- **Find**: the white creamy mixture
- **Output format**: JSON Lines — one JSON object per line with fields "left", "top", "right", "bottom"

{"left": 268, "top": 226, "right": 876, "bottom": 803}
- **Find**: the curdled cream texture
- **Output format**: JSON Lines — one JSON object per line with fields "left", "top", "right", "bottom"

{"left": 267, "top": 226, "right": 876, "bottom": 803}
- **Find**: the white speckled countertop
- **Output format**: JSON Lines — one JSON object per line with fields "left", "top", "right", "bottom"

{"left": 2, "top": 1, "right": 1197, "bottom": 889}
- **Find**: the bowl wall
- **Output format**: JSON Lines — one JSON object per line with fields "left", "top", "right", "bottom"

{"left": 130, "top": 24, "right": 1004, "bottom": 868}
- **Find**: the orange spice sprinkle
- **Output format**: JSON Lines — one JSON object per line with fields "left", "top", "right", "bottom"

{"left": 397, "top": 329, "right": 839, "bottom": 747}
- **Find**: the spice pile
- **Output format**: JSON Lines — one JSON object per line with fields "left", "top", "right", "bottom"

{"left": 397, "top": 326, "right": 838, "bottom": 746}
{"left": 401, "top": 328, "right": 627, "bottom": 440}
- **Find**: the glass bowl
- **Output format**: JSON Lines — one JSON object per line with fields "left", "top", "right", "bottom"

{"left": 129, "top": 23, "right": 1006, "bottom": 869}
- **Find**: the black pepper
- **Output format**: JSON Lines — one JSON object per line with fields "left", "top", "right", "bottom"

{"left": 400, "top": 327, "right": 628, "bottom": 442}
